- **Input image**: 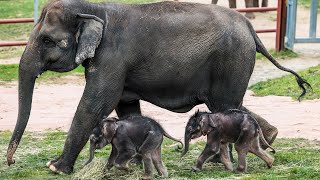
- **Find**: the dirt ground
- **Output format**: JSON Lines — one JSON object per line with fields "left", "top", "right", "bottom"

{"left": 0, "top": 0, "right": 319, "bottom": 141}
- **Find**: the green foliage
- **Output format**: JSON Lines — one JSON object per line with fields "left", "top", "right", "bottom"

{"left": 298, "top": 0, "right": 320, "bottom": 10}
{"left": 0, "top": 64, "right": 84, "bottom": 81}
{"left": 250, "top": 65, "right": 319, "bottom": 100}
{"left": 1, "top": 131, "right": 320, "bottom": 179}
{"left": 256, "top": 49, "right": 298, "bottom": 60}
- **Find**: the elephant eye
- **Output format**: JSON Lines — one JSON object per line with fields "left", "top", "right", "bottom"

{"left": 42, "top": 37, "right": 56, "bottom": 47}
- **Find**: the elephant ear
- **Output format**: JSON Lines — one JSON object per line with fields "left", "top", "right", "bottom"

{"left": 101, "top": 119, "right": 118, "bottom": 143}
{"left": 75, "top": 13, "right": 105, "bottom": 65}
{"left": 199, "top": 114, "right": 217, "bottom": 136}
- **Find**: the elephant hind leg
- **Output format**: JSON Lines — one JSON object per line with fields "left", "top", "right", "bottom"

{"left": 151, "top": 147, "right": 168, "bottom": 177}
{"left": 142, "top": 153, "right": 154, "bottom": 179}
{"left": 249, "top": 137, "right": 274, "bottom": 168}
{"left": 240, "top": 106, "right": 278, "bottom": 149}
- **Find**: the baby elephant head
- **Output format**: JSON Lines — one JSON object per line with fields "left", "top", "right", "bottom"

{"left": 181, "top": 111, "right": 217, "bottom": 157}
{"left": 84, "top": 117, "right": 118, "bottom": 165}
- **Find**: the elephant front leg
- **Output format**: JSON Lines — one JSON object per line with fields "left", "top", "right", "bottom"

{"left": 106, "top": 146, "right": 118, "bottom": 170}
{"left": 193, "top": 144, "right": 219, "bottom": 172}
{"left": 114, "top": 149, "right": 136, "bottom": 171}
{"left": 220, "top": 143, "right": 233, "bottom": 171}
{"left": 47, "top": 80, "right": 124, "bottom": 174}
{"left": 47, "top": 103, "right": 102, "bottom": 174}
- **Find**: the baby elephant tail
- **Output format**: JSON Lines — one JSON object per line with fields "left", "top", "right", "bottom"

{"left": 257, "top": 127, "right": 276, "bottom": 154}
{"left": 163, "top": 131, "right": 184, "bottom": 150}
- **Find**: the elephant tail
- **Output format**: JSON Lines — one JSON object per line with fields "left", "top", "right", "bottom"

{"left": 249, "top": 114, "right": 276, "bottom": 153}
{"left": 162, "top": 130, "right": 184, "bottom": 150}
{"left": 251, "top": 25, "right": 312, "bottom": 101}
{"left": 257, "top": 126, "right": 276, "bottom": 154}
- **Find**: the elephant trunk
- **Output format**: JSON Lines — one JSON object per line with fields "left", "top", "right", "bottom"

{"left": 84, "top": 143, "right": 96, "bottom": 166}
{"left": 7, "top": 53, "right": 41, "bottom": 166}
{"left": 181, "top": 132, "right": 191, "bottom": 158}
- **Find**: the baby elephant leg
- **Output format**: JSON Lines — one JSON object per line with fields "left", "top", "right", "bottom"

{"left": 249, "top": 136, "right": 274, "bottom": 168}
{"left": 106, "top": 146, "right": 118, "bottom": 170}
{"left": 138, "top": 131, "right": 163, "bottom": 154}
{"left": 234, "top": 129, "right": 253, "bottom": 173}
{"left": 193, "top": 143, "right": 220, "bottom": 171}
{"left": 139, "top": 131, "right": 163, "bottom": 179}
{"left": 151, "top": 146, "right": 168, "bottom": 178}
{"left": 220, "top": 143, "right": 233, "bottom": 171}
{"left": 114, "top": 148, "right": 136, "bottom": 171}
{"left": 142, "top": 153, "right": 153, "bottom": 180}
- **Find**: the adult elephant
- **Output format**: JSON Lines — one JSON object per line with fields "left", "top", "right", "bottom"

{"left": 212, "top": 0, "right": 268, "bottom": 19}
{"left": 7, "top": 0, "right": 309, "bottom": 174}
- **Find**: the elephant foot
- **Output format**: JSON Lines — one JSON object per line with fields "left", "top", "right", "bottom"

{"left": 191, "top": 166, "right": 202, "bottom": 172}
{"left": 235, "top": 167, "right": 246, "bottom": 174}
{"left": 266, "top": 157, "right": 274, "bottom": 169}
{"left": 47, "top": 159, "right": 73, "bottom": 174}
{"left": 115, "top": 163, "right": 129, "bottom": 171}
{"left": 245, "top": 12, "right": 256, "bottom": 19}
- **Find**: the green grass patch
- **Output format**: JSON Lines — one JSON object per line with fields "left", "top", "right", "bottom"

{"left": 298, "top": 0, "right": 320, "bottom": 11}
{"left": 250, "top": 65, "right": 319, "bottom": 100}
{"left": 256, "top": 49, "right": 298, "bottom": 60}
{"left": 0, "top": 64, "right": 84, "bottom": 82}
{"left": 1, "top": 131, "right": 320, "bottom": 179}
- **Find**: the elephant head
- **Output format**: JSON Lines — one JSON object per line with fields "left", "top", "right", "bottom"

{"left": 84, "top": 117, "right": 118, "bottom": 165}
{"left": 181, "top": 111, "right": 217, "bottom": 157}
{"left": 7, "top": 0, "right": 105, "bottom": 166}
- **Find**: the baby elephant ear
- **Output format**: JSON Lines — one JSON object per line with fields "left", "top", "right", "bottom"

{"left": 102, "top": 120, "right": 118, "bottom": 143}
{"left": 199, "top": 114, "right": 216, "bottom": 135}
{"left": 75, "top": 13, "right": 105, "bottom": 65}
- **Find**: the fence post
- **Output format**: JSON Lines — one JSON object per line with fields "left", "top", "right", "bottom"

{"left": 309, "top": 0, "right": 318, "bottom": 38}
{"left": 34, "top": 0, "right": 39, "bottom": 24}
{"left": 276, "top": 0, "right": 287, "bottom": 51}
{"left": 285, "top": 0, "right": 297, "bottom": 50}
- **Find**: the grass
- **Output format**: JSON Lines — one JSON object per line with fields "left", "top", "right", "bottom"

{"left": 250, "top": 65, "right": 320, "bottom": 100}
{"left": 299, "top": 0, "right": 320, "bottom": 11}
{"left": 1, "top": 131, "right": 320, "bottom": 179}
{"left": 255, "top": 49, "right": 298, "bottom": 60}
{"left": 0, "top": 64, "right": 84, "bottom": 82}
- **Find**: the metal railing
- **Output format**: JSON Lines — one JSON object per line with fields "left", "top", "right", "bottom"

{"left": 234, "top": 0, "right": 287, "bottom": 51}
{"left": 286, "top": 0, "right": 319, "bottom": 49}
{"left": 0, "top": 0, "right": 38, "bottom": 47}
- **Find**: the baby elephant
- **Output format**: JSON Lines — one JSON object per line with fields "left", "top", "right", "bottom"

{"left": 85, "top": 115, "right": 183, "bottom": 179}
{"left": 181, "top": 109, "right": 275, "bottom": 173}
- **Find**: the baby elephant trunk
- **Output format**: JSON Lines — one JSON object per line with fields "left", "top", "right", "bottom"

{"left": 181, "top": 133, "right": 190, "bottom": 157}
{"left": 84, "top": 143, "right": 96, "bottom": 166}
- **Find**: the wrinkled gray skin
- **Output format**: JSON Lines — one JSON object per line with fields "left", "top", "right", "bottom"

{"left": 212, "top": 0, "right": 268, "bottom": 19}
{"left": 7, "top": 0, "right": 310, "bottom": 174}
{"left": 181, "top": 110, "right": 275, "bottom": 173}
{"left": 85, "top": 116, "right": 183, "bottom": 179}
